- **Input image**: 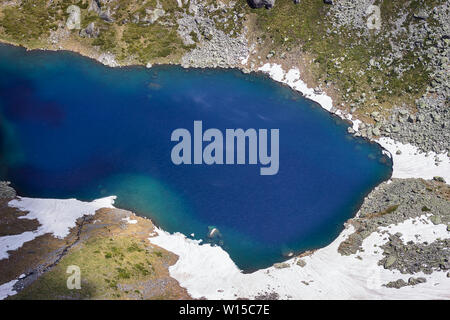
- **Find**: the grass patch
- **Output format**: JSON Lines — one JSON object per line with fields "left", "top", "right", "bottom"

{"left": 365, "top": 204, "right": 400, "bottom": 219}
{"left": 10, "top": 236, "right": 165, "bottom": 300}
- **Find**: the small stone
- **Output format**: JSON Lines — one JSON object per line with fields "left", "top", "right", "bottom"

{"left": 414, "top": 10, "right": 429, "bottom": 20}
{"left": 386, "top": 279, "right": 408, "bottom": 289}
{"left": 372, "top": 127, "right": 381, "bottom": 136}
{"left": 274, "top": 262, "right": 290, "bottom": 269}
{"left": 433, "top": 176, "right": 446, "bottom": 183}
{"left": 408, "top": 277, "right": 426, "bottom": 285}
{"left": 384, "top": 255, "right": 397, "bottom": 268}
{"left": 296, "top": 259, "right": 306, "bottom": 267}
{"left": 430, "top": 215, "right": 441, "bottom": 225}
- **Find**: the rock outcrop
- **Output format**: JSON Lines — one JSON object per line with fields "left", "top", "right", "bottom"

{"left": 247, "top": 0, "right": 275, "bottom": 9}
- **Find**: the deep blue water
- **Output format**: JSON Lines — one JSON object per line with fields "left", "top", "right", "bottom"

{"left": 0, "top": 44, "right": 392, "bottom": 271}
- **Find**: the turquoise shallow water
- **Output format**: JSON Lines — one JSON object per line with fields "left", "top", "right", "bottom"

{"left": 0, "top": 44, "right": 392, "bottom": 271}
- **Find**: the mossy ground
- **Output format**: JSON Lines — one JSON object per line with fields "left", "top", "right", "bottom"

{"left": 11, "top": 235, "right": 176, "bottom": 299}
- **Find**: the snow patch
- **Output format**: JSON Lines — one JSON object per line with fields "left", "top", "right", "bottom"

{"left": 0, "top": 279, "right": 18, "bottom": 300}
{"left": 0, "top": 196, "right": 115, "bottom": 260}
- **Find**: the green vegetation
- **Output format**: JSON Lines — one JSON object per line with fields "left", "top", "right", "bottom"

{"left": 250, "top": 0, "right": 433, "bottom": 116}
{"left": 10, "top": 237, "right": 165, "bottom": 300}
{"left": 0, "top": 0, "right": 59, "bottom": 45}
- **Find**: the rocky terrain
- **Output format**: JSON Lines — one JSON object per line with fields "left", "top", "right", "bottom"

{"left": 338, "top": 178, "right": 450, "bottom": 288}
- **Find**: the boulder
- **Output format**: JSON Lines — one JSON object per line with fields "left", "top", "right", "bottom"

{"left": 430, "top": 215, "right": 442, "bottom": 225}
{"left": 408, "top": 277, "right": 426, "bottom": 285}
{"left": 414, "top": 10, "right": 429, "bottom": 20}
{"left": 99, "top": 7, "right": 114, "bottom": 22}
{"left": 296, "top": 259, "right": 306, "bottom": 267}
{"left": 433, "top": 176, "right": 446, "bottom": 183}
{"left": 247, "top": 0, "right": 275, "bottom": 9}
{"left": 89, "top": 0, "right": 101, "bottom": 14}
{"left": 384, "top": 255, "right": 397, "bottom": 268}
{"left": 385, "top": 279, "right": 408, "bottom": 289}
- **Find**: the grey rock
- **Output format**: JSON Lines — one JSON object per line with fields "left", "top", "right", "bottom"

{"left": 430, "top": 215, "right": 442, "bottom": 225}
{"left": 433, "top": 176, "right": 446, "bottom": 183}
{"left": 273, "top": 262, "right": 290, "bottom": 269}
{"left": 372, "top": 127, "right": 381, "bottom": 136}
{"left": 99, "top": 7, "right": 114, "bottom": 22}
{"left": 385, "top": 279, "right": 408, "bottom": 289}
{"left": 89, "top": 0, "right": 101, "bottom": 14}
{"left": 384, "top": 255, "right": 397, "bottom": 268}
{"left": 80, "top": 22, "right": 99, "bottom": 38}
{"left": 414, "top": 10, "right": 429, "bottom": 20}
{"left": 296, "top": 259, "right": 306, "bottom": 267}
{"left": 0, "top": 181, "right": 16, "bottom": 199}
{"left": 248, "top": 0, "right": 275, "bottom": 9}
